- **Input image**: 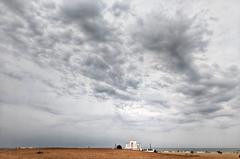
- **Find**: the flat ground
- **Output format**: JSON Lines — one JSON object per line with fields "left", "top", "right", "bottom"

{"left": 0, "top": 148, "right": 239, "bottom": 159}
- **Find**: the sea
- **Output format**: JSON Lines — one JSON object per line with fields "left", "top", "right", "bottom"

{"left": 155, "top": 148, "right": 240, "bottom": 153}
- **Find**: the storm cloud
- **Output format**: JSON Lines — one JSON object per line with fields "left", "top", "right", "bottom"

{"left": 0, "top": 0, "right": 240, "bottom": 148}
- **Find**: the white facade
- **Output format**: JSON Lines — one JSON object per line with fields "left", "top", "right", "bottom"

{"left": 125, "top": 140, "right": 141, "bottom": 150}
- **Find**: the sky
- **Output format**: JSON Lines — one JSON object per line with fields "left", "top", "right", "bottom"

{"left": 0, "top": 0, "right": 240, "bottom": 148}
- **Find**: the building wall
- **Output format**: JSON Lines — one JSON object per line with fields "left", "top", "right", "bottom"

{"left": 125, "top": 140, "right": 141, "bottom": 150}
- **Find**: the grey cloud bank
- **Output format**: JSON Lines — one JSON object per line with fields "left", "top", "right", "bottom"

{"left": 0, "top": 0, "right": 240, "bottom": 148}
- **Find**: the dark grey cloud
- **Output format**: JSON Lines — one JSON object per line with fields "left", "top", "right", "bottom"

{"left": 69, "top": 51, "right": 123, "bottom": 94}
{"left": 93, "top": 83, "right": 131, "bottom": 100}
{"left": 0, "top": 0, "right": 140, "bottom": 106}
{"left": 129, "top": 7, "right": 240, "bottom": 129}
{"left": 61, "top": 0, "right": 113, "bottom": 42}
{"left": 1, "top": 0, "right": 44, "bottom": 36}
{"left": 174, "top": 65, "right": 240, "bottom": 120}
{"left": 111, "top": 1, "right": 130, "bottom": 17}
{"left": 62, "top": 0, "right": 103, "bottom": 19}
{"left": 134, "top": 10, "right": 211, "bottom": 80}
{"left": 1, "top": 0, "right": 26, "bottom": 14}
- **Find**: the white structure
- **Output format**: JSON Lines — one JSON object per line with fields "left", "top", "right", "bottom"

{"left": 125, "top": 140, "right": 141, "bottom": 150}
{"left": 146, "top": 148, "right": 155, "bottom": 152}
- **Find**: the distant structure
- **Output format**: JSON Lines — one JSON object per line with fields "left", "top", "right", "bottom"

{"left": 116, "top": 145, "right": 122, "bottom": 149}
{"left": 125, "top": 140, "right": 142, "bottom": 150}
{"left": 146, "top": 144, "right": 156, "bottom": 153}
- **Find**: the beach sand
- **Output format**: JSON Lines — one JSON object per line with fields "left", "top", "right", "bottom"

{"left": 0, "top": 148, "right": 239, "bottom": 159}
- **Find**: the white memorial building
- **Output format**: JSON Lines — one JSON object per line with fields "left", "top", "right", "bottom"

{"left": 125, "top": 140, "right": 142, "bottom": 150}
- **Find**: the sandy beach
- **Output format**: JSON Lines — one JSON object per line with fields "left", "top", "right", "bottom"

{"left": 0, "top": 148, "right": 239, "bottom": 159}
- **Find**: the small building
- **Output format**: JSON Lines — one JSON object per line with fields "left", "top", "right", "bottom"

{"left": 125, "top": 140, "right": 142, "bottom": 150}
{"left": 145, "top": 144, "right": 156, "bottom": 153}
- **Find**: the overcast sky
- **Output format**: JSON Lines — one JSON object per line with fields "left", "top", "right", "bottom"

{"left": 0, "top": 0, "right": 240, "bottom": 148}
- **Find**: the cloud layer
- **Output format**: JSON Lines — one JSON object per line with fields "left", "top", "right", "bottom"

{"left": 0, "top": 0, "right": 240, "bottom": 148}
